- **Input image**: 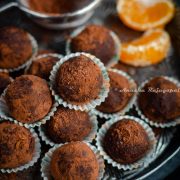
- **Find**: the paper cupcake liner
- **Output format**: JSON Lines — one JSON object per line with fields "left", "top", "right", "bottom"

{"left": 0, "top": 128, "right": 41, "bottom": 173}
{"left": 96, "top": 115, "right": 157, "bottom": 171}
{"left": 65, "top": 26, "right": 121, "bottom": 68}
{"left": 41, "top": 142, "right": 105, "bottom": 180}
{"left": 38, "top": 112, "right": 98, "bottom": 146}
{"left": 135, "top": 76, "right": 180, "bottom": 128}
{"left": 24, "top": 53, "right": 63, "bottom": 75}
{"left": 0, "top": 87, "right": 58, "bottom": 128}
{"left": 91, "top": 68, "right": 137, "bottom": 120}
{"left": 0, "top": 33, "right": 38, "bottom": 73}
{"left": 49, "top": 52, "right": 110, "bottom": 111}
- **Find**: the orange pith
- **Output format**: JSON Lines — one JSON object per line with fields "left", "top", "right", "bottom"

{"left": 120, "top": 29, "right": 171, "bottom": 67}
{"left": 117, "top": 0, "right": 175, "bottom": 31}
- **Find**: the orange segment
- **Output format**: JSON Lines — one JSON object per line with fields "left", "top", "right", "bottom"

{"left": 117, "top": 0, "right": 175, "bottom": 31}
{"left": 120, "top": 29, "right": 171, "bottom": 67}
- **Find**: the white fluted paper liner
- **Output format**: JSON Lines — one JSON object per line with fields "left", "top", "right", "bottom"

{"left": 24, "top": 53, "right": 63, "bottom": 75}
{"left": 0, "top": 128, "right": 41, "bottom": 173}
{"left": 0, "top": 33, "right": 38, "bottom": 73}
{"left": 0, "top": 87, "right": 58, "bottom": 128}
{"left": 91, "top": 69, "right": 137, "bottom": 120}
{"left": 38, "top": 112, "right": 98, "bottom": 146}
{"left": 135, "top": 76, "right": 180, "bottom": 128}
{"left": 41, "top": 142, "right": 105, "bottom": 180}
{"left": 96, "top": 115, "right": 157, "bottom": 171}
{"left": 49, "top": 52, "right": 110, "bottom": 111}
{"left": 65, "top": 26, "right": 121, "bottom": 67}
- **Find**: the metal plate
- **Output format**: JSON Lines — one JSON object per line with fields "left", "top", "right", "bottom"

{"left": 0, "top": 0, "right": 179, "bottom": 179}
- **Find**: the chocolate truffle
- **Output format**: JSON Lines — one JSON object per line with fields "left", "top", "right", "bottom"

{"left": 0, "top": 27, "right": 33, "bottom": 69}
{"left": 96, "top": 71, "right": 133, "bottom": 113}
{"left": 5, "top": 75, "right": 52, "bottom": 123}
{"left": 50, "top": 142, "right": 99, "bottom": 180}
{"left": 104, "top": 119, "right": 150, "bottom": 164}
{"left": 71, "top": 25, "right": 116, "bottom": 65}
{"left": 0, "top": 72, "right": 12, "bottom": 95}
{"left": 0, "top": 121, "right": 35, "bottom": 169}
{"left": 26, "top": 55, "right": 59, "bottom": 80}
{"left": 47, "top": 106, "right": 92, "bottom": 143}
{"left": 138, "top": 77, "right": 180, "bottom": 123}
{"left": 56, "top": 55, "right": 103, "bottom": 104}
{"left": 37, "top": 49, "right": 55, "bottom": 55}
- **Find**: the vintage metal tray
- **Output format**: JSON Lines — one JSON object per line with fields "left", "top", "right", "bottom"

{"left": 0, "top": 0, "right": 179, "bottom": 179}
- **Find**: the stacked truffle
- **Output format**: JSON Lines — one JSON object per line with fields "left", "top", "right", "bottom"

{"left": 0, "top": 21, "right": 179, "bottom": 180}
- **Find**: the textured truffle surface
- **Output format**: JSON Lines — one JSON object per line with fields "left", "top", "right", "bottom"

{"left": 0, "top": 27, "right": 32, "bottom": 69}
{"left": 50, "top": 142, "right": 99, "bottom": 180}
{"left": 138, "top": 77, "right": 180, "bottom": 123}
{"left": 26, "top": 56, "right": 59, "bottom": 80}
{"left": 71, "top": 24, "right": 116, "bottom": 65}
{"left": 96, "top": 71, "right": 133, "bottom": 113}
{"left": 5, "top": 75, "right": 52, "bottom": 123}
{"left": 0, "top": 72, "right": 12, "bottom": 95}
{"left": 47, "top": 106, "right": 92, "bottom": 143}
{"left": 0, "top": 121, "right": 35, "bottom": 169}
{"left": 56, "top": 55, "right": 103, "bottom": 104}
{"left": 104, "top": 119, "right": 150, "bottom": 164}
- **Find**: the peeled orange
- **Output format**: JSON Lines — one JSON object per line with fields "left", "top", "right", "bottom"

{"left": 120, "top": 29, "right": 171, "bottom": 67}
{"left": 117, "top": 0, "right": 175, "bottom": 31}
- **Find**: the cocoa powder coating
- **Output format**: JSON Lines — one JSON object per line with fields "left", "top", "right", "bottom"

{"left": 0, "top": 27, "right": 33, "bottom": 69}
{"left": 0, "top": 72, "right": 12, "bottom": 95}
{"left": 138, "top": 77, "right": 180, "bottom": 123}
{"left": 104, "top": 119, "right": 150, "bottom": 164}
{"left": 50, "top": 142, "right": 99, "bottom": 180}
{"left": 26, "top": 56, "right": 59, "bottom": 81}
{"left": 96, "top": 71, "right": 133, "bottom": 113}
{"left": 71, "top": 24, "right": 116, "bottom": 65}
{"left": 47, "top": 106, "right": 92, "bottom": 143}
{"left": 5, "top": 75, "right": 52, "bottom": 123}
{"left": 56, "top": 55, "right": 103, "bottom": 104}
{"left": 0, "top": 121, "right": 35, "bottom": 169}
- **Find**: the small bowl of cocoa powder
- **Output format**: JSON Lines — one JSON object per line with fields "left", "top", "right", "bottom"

{"left": 8, "top": 0, "right": 102, "bottom": 29}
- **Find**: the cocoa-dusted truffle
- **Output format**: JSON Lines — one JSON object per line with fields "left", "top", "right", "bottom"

{"left": 0, "top": 121, "right": 35, "bottom": 169}
{"left": 71, "top": 24, "right": 116, "bottom": 65}
{"left": 37, "top": 49, "right": 55, "bottom": 55}
{"left": 104, "top": 119, "right": 150, "bottom": 164}
{"left": 47, "top": 106, "right": 92, "bottom": 143}
{"left": 26, "top": 55, "right": 59, "bottom": 80}
{"left": 0, "top": 27, "right": 33, "bottom": 69}
{"left": 96, "top": 71, "right": 133, "bottom": 113}
{"left": 5, "top": 75, "right": 52, "bottom": 123}
{"left": 138, "top": 77, "right": 180, "bottom": 123}
{"left": 50, "top": 142, "right": 99, "bottom": 180}
{"left": 56, "top": 55, "right": 103, "bottom": 104}
{"left": 0, "top": 72, "right": 12, "bottom": 95}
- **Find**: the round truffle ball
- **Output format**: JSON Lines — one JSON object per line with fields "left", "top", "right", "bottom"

{"left": 47, "top": 106, "right": 92, "bottom": 143}
{"left": 5, "top": 75, "right": 52, "bottom": 123}
{"left": 56, "top": 55, "right": 103, "bottom": 104}
{"left": 0, "top": 72, "right": 12, "bottom": 95}
{"left": 0, "top": 27, "right": 33, "bottom": 69}
{"left": 0, "top": 121, "right": 35, "bottom": 169}
{"left": 26, "top": 55, "right": 59, "bottom": 80}
{"left": 104, "top": 119, "right": 150, "bottom": 164}
{"left": 71, "top": 24, "right": 116, "bottom": 65}
{"left": 138, "top": 77, "right": 180, "bottom": 123}
{"left": 96, "top": 71, "right": 133, "bottom": 113}
{"left": 50, "top": 142, "right": 99, "bottom": 180}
